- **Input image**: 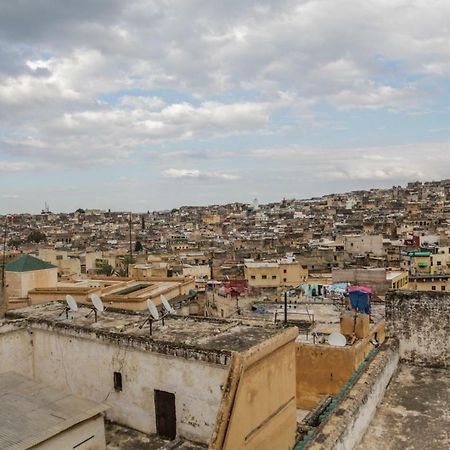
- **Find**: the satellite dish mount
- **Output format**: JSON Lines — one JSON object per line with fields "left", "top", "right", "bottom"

{"left": 60, "top": 295, "right": 78, "bottom": 319}
{"left": 139, "top": 299, "right": 168, "bottom": 335}
{"left": 86, "top": 294, "right": 105, "bottom": 322}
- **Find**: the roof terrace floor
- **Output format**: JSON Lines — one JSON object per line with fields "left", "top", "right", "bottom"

{"left": 357, "top": 364, "right": 450, "bottom": 450}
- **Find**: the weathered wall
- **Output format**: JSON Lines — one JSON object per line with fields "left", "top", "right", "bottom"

{"left": 305, "top": 341, "right": 399, "bottom": 450}
{"left": 296, "top": 321, "right": 385, "bottom": 409}
{"left": 332, "top": 268, "right": 389, "bottom": 294}
{"left": 0, "top": 324, "right": 33, "bottom": 377}
{"left": 223, "top": 343, "right": 296, "bottom": 449}
{"left": 386, "top": 290, "right": 450, "bottom": 368}
{"left": 211, "top": 328, "right": 298, "bottom": 450}
{"left": 30, "top": 327, "right": 229, "bottom": 443}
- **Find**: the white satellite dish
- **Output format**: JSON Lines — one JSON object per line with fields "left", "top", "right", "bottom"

{"left": 90, "top": 293, "right": 104, "bottom": 312}
{"left": 66, "top": 295, "right": 78, "bottom": 312}
{"left": 147, "top": 299, "right": 159, "bottom": 320}
{"left": 160, "top": 295, "right": 176, "bottom": 315}
{"left": 328, "top": 332, "right": 347, "bottom": 347}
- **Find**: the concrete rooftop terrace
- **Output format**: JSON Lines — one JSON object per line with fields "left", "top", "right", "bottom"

{"left": 6, "top": 302, "right": 286, "bottom": 365}
{"left": 357, "top": 364, "right": 450, "bottom": 450}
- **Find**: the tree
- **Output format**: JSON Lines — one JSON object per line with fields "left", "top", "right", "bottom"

{"left": 135, "top": 241, "right": 143, "bottom": 252}
{"left": 96, "top": 261, "right": 114, "bottom": 276}
{"left": 26, "top": 230, "right": 47, "bottom": 243}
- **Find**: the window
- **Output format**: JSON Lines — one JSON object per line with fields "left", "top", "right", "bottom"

{"left": 432, "top": 286, "right": 436, "bottom": 291}
{"left": 272, "top": 275, "right": 277, "bottom": 279}
{"left": 262, "top": 275, "right": 267, "bottom": 279}
{"left": 283, "top": 269, "right": 287, "bottom": 273}
{"left": 251, "top": 275, "right": 256, "bottom": 279}
{"left": 437, "top": 261, "right": 442, "bottom": 266}
{"left": 283, "top": 278, "right": 287, "bottom": 282}
{"left": 441, "top": 286, "right": 446, "bottom": 291}
{"left": 114, "top": 372, "right": 123, "bottom": 392}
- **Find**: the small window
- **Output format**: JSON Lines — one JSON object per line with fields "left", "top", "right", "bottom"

{"left": 283, "top": 269, "right": 287, "bottom": 273}
{"left": 441, "top": 286, "right": 446, "bottom": 291}
{"left": 432, "top": 286, "right": 436, "bottom": 291}
{"left": 262, "top": 275, "right": 267, "bottom": 279}
{"left": 437, "top": 261, "right": 442, "bottom": 266}
{"left": 251, "top": 275, "right": 256, "bottom": 279}
{"left": 283, "top": 278, "right": 287, "bottom": 282}
{"left": 272, "top": 275, "right": 276, "bottom": 279}
{"left": 114, "top": 372, "right": 123, "bottom": 392}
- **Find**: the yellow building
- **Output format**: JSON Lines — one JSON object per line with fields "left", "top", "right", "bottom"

{"left": 408, "top": 275, "right": 450, "bottom": 292}
{"left": 244, "top": 260, "right": 308, "bottom": 288}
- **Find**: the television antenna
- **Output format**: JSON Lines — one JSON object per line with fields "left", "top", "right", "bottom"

{"left": 139, "top": 299, "right": 166, "bottom": 335}
{"left": 60, "top": 294, "right": 78, "bottom": 319}
{"left": 160, "top": 295, "right": 176, "bottom": 315}
{"left": 86, "top": 293, "right": 105, "bottom": 322}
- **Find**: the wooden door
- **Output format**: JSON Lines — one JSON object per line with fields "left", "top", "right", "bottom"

{"left": 154, "top": 390, "right": 176, "bottom": 439}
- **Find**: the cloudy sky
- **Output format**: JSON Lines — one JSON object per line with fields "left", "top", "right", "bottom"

{"left": 1, "top": 0, "right": 450, "bottom": 213}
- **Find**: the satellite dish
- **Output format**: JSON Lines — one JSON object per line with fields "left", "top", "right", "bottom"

{"left": 147, "top": 299, "right": 159, "bottom": 320}
{"left": 66, "top": 295, "right": 78, "bottom": 312}
{"left": 90, "top": 293, "right": 104, "bottom": 312}
{"left": 160, "top": 295, "right": 176, "bottom": 315}
{"left": 328, "top": 332, "right": 347, "bottom": 347}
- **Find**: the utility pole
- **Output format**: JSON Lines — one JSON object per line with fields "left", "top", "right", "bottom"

{"left": 1, "top": 217, "right": 8, "bottom": 311}
{"left": 1, "top": 217, "right": 7, "bottom": 289}
{"left": 126, "top": 212, "right": 133, "bottom": 278}
{"left": 284, "top": 291, "right": 288, "bottom": 325}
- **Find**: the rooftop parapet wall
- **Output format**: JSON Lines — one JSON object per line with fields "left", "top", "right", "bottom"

{"left": 385, "top": 290, "right": 450, "bottom": 368}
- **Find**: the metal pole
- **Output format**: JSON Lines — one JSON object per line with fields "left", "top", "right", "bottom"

{"left": 127, "top": 212, "right": 133, "bottom": 277}
{"left": 284, "top": 291, "right": 288, "bottom": 325}
{"left": 1, "top": 217, "right": 7, "bottom": 289}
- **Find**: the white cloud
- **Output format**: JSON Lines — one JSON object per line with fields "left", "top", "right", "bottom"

{"left": 162, "top": 168, "right": 240, "bottom": 181}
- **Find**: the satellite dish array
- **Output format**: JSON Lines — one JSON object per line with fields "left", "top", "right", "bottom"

{"left": 139, "top": 295, "right": 176, "bottom": 336}
{"left": 60, "top": 294, "right": 105, "bottom": 322}
{"left": 61, "top": 293, "right": 176, "bottom": 334}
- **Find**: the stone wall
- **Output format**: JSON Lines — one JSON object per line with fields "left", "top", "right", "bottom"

{"left": 386, "top": 290, "right": 450, "bottom": 368}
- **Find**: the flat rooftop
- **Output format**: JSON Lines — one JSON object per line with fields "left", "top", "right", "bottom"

{"left": 106, "top": 422, "right": 206, "bottom": 450}
{"left": 0, "top": 372, "right": 106, "bottom": 450}
{"left": 6, "top": 302, "right": 285, "bottom": 364}
{"left": 357, "top": 364, "right": 450, "bottom": 450}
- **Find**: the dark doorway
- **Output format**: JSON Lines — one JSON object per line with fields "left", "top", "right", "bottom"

{"left": 154, "top": 390, "right": 176, "bottom": 440}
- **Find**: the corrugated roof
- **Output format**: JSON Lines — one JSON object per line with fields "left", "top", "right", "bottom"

{"left": 0, "top": 372, "right": 107, "bottom": 450}
{"left": 5, "top": 254, "right": 56, "bottom": 273}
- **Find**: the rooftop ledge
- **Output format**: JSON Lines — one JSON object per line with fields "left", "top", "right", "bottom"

{"left": 6, "top": 302, "right": 292, "bottom": 366}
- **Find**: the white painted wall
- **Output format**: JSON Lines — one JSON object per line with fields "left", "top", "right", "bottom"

{"left": 0, "top": 325, "right": 33, "bottom": 377}
{"left": 31, "top": 329, "right": 229, "bottom": 443}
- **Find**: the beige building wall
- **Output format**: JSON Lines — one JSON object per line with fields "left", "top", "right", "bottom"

{"left": 343, "top": 234, "right": 384, "bottom": 257}
{"left": 296, "top": 321, "right": 385, "bottom": 409}
{"left": 245, "top": 262, "right": 308, "bottom": 289}
{"left": 212, "top": 328, "right": 298, "bottom": 450}
{"left": 182, "top": 264, "right": 212, "bottom": 279}
{"left": 6, "top": 267, "right": 58, "bottom": 299}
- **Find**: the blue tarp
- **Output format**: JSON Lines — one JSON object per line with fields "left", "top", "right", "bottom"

{"left": 348, "top": 290, "right": 371, "bottom": 314}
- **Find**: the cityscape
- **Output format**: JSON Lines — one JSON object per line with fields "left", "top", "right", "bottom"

{"left": 1, "top": 1, "right": 450, "bottom": 450}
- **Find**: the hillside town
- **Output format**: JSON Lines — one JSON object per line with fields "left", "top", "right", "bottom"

{"left": 2, "top": 178, "right": 449, "bottom": 302}
{"left": 0, "top": 179, "right": 449, "bottom": 450}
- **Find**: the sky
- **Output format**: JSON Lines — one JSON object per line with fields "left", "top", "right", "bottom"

{"left": 1, "top": 0, "right": 450, "bottom": 214}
